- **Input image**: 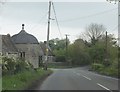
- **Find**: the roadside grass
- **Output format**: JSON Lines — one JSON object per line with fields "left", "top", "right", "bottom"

{"left": 0, "top": 77, "right": 2, "bottom": 91}
{"left": 91, "top": 63, "right": 119, "bottom": 78}
{"left": 2, "top": 68, "right": 53, "bottom": 90}
{"left": 98, "top": 67, "right": 118, "bottom": 77}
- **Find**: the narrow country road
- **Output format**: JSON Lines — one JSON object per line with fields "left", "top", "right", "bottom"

{"left": 36, "top": 67, "right": 119, "bottom": 91}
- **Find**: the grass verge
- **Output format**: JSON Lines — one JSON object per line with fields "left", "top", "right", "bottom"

{"left": 90, "top": 63, "right": 119, "bottom": 78}
{"left": 2, "top": 68, "right": 53, "bottom": 91}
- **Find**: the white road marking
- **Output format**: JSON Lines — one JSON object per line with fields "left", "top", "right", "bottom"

{"left": 73, "top": 71, "right": 80, "bottom": 75}
{"left": 76, "top": 73, "right": 81, "bottom": 76}
{"left": 80, "top": 70, "right": 119, "bottom": 81}
{"left": 73, "top": 71, "right": 77, "bottom": 74}
{"left": 82, "top": 75, "right": 91, "bottom": 80}
{"left": 75, "top": 69, "right": 119, "bottom": 81}
{"left": 97, "top": 83, "right": 112, "bottom": 92}
{"left": 73, "top": 71, "right": 91, "bottom": 80}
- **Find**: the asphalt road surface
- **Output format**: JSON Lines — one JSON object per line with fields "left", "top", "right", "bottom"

{"left": 36, "top": 67, "right": 119, "bottom": 91}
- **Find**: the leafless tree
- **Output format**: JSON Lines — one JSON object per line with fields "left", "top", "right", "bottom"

{"left": 0, "top": 0, "right": 6, "bottom": 5}
{"left": 85, "top": 23, "right": 106, "bottom": 45}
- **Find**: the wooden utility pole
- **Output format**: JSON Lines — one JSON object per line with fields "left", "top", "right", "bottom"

{"left": 65, "top": 34, "right": 69, "bottom": 58}
{"left": 105, "top": 31, "right": 108, "bottom": 65}
{"left": 45, "top": 1, "right": 51, "bottom": 70}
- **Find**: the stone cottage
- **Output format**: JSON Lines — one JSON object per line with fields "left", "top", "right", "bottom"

{"left": 11, "top": 24, "right": 44, "bottom": 68}
{"left": 0, "top": 24, "right": 55, "bottom": 68}
{"left": 0, "top": 34, "right": 18, "bottom": 59}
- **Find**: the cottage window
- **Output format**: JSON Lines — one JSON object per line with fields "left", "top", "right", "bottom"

{"left": 23, "top": 52, "right": 25, "bottom": 58}
{"left": 0, "top": 52, "right": 2, "bottom": 56}
{"left": 20, "top": 52, "right": 25, "bottom": 60}
{"left": 20, "top": 52, "right": 22, "bottom": 58}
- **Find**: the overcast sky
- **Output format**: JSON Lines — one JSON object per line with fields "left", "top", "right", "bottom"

{"left": 0, "top": 0, "right": 118, "bottom": 43}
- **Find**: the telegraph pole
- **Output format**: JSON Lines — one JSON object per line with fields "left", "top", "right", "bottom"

{"left": 65, "top": 34, "right": 69, "bottom": 58}
{"left": 45, "top": 1, "right": 51, "bottom": 70}
{"left": 105, "top": 31, "right": 108, "bottom": 65}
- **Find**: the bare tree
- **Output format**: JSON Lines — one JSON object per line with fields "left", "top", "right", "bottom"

{"left": 85, "top": 23, "right": 106, "bottom": 45}
{"left": 0, "top": 0, "right": 6, "bottom": 14}
{"left": 0, "top": 0, "right": 6, "bottom": 5}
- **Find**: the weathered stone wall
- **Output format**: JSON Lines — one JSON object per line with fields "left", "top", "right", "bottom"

{"left": 42, "top": 56, "right": 55, "bottom": 63}
{"left": 15, "top": 44, "right": 44, "bottom": 68}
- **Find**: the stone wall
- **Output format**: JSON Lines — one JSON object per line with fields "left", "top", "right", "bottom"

{"left": 42, "top": 56, "right": 55, "bottom": 63}
{"left": 15, "top": 44, "right": 44, "bottom": 68}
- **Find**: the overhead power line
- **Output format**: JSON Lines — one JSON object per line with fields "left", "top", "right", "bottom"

{"left": 59, "top": 8, "right": 118, "bottom": 22}
{"left": 30, "top": 11, "right": 48, "bottom": 31}
{"left": 111, "top": 24, "right": 120, "bottom": 31}
{"left": 52, "top": 2, "right": 63, "bottom": 39}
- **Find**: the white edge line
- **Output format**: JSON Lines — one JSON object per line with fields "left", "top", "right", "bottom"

{"left": 82, "top": 75, "right": 91, "bottom": 80}
{"left": 97, "top": 83, "right": 112, "bottom": 91}
{"left": 95, "top": 73, "right": 119, "bottom": 81}
{"left": 79, "top": 70, "right": 119, "bottom": 81}
{"left": 85, "top": 70, "right": 119, "bottom": 81}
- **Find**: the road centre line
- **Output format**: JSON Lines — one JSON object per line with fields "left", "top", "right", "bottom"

{"left": 73, "top": 70, "right": 115, "bottom": 91}
{"left": 97, "top": 83, "right": 112, "bottom": 92}
{"left": 73, "top": 71, "right": 81, "bottom": 76}
{"left": 82, "top": 75, "right": 91, "bottom": 80}
{"left": 73, "top": 71, "right": 91, "bottom": 80}
{"left": 76, "top": 73, "right": 81, "bottom": 76}
{"left": 73, "top": 71, "right": 77, "bottom": 74}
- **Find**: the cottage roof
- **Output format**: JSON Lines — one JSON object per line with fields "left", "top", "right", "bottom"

{"left": 2, "top": 35, "right": 18, "bottom": 53}
{"left": 11, "top": 24, "right": 39, "bottom": 44}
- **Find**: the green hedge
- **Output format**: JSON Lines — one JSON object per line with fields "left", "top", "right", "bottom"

{"left": 91, "top": 63, "right": 105, "bottom": 71}
{"left": 2, "top": 57, "right": 33, "bottom": 76}
{"left": 55, "top": 55, "right": 66, "bottom": 62}
{"left": 100, "top": 67, "right": 118, "bottom": 77}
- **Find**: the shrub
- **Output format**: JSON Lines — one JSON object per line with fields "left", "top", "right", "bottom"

{"left": 91, "top": 63, "right": 105, "bottom": 71}
{"left": 15, "top": 60, "right": 27, "bottom": 74}
{"left": 103, "top": 67, "right": 118, "bottom": 77}
{"left": 55, "top": 55, "right": 66, "bottom": 62}
{"left": 91, "top": 63, "right": 118, "bottom": 78}
{"left": 2, "top": 57, "right": 16, "bottom": 75}
{"left": 2, "top": 57, "right": 33, "bottom": 76}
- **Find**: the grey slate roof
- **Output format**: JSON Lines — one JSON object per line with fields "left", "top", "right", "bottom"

{"left": 11, "top": 30, "right": 39, "bottom": 44}
{"left": 2, "top": 35, "right": 18, "bottom": 53}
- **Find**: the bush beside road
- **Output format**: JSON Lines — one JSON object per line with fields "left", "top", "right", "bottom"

{"left": 91, "top": 63, "right": 119, "bottom": 78}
